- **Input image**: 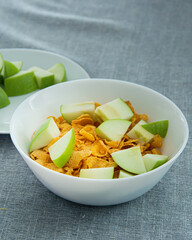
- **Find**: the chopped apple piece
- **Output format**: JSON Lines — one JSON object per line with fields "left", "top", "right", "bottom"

{"left": 0, "top": 87, "right": 10, "bottom": 108}
{"left": 48, "top": 63, "right": 66, "bottom": 84}
{"left": 111, "top": 146, "right": 146, "bottom": 174}
{"left": 80, "top": 167, "right": 114, "bottom": 179}
{"left": 60, "top": 101, "right": 95, "bottom": 123}
{"left": 96, "top": 119, "right": 131, "bottom": 142}
{"left": 119, "top": 170, "right": 134, "bottom": 178}
{"left": 29, "top": 117, "right": 60, "bottom": 153}
{"left": 4, "top": 60, "right": 23, "bottom": 78}
{"left": 48, "top": 129, "right": 75, "bottom": 168}
{"left": 127, "top": 121, "right": 154, "bottom": 145}
{"left": 142, "top": 120, "right": 169, "bottom": 138}
{"left": 143, "top": 154, "right": 169, "bottom": 171}
{"left": 4, "top": 70, "right": 38, "bottom": 96}
{"left": 95, "top": 98, "right": 134, "bottom": 122}
{"left": 29, "top": 66, "right": 54, "bottom": 89}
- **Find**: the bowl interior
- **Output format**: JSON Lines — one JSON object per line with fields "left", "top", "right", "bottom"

{"left": 10, "top": 79, "right": 188, "bottom": 164}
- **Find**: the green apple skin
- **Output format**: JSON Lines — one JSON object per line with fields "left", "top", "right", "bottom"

{"left": 4, "top": 60, "right": 23, "bottom": 78}
{"left": 60, "top": 101, "right": 95, "bottom": 123}
{"left": 29, "top": 66, "right": 54, "bottom": 89}
{"left": 111, "top": 146, "right": 146, "bottom": 174}
{"left": 96, "top": 119, "right": 131, "bottom": 142}
{"left": 29, "top": 117, "right": 60, "bottom": 153}
{"left": 48, "top": 63, "right": 67, "bottom": 84}
{"left": 0, "top": 87, "right": 10, "bottom": 108}
{"left": 80, "top": 167, "right": 114, "bottom": 179}
{"left": 0, "top": 53, "right": 4, "bottom": 72}
{"left": 4, "top": 71, "right": 38, "bottom": 96}
{"left": 142, "top": 120, "right": 169, "bottom": 138}
{"left": 0, "top": 74, "right": 4, "bottom": 84}
{"left": 49, "top": 129, "right": 75, "bottom": 168}
{"left": 143, "top": 154, "right": 169, "bottom": 171}
{"left": 127, "top": 123, "right": 154, "bottom": 145}
{"left": 119, "top": 170, "right": 134, "bottom": 178}
{"left": 95, "top": 98, "right": 134, "bottom": 122}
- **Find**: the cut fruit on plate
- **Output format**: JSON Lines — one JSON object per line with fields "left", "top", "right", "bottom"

{"left": 29, "top": 117, "right": 60, "bottom": 153}
{"left": 142, "top": 120, "right": 169, "bottom": 138}
{"left": 111, "top": 146, "right": 146, "bottom": 174}
{"left": 48, "top": 129, "right": 75, "bottom": 168}
{"left": 4, "top": 60, "right": 23, "bottom": 78}
{"left": 127, "top": 122, "right": 154, "bottom": 145}
{"left": 119, "top": 170, "right": 134, "bottom": 178}
{"left": 96, "top": 119, "right": 131, "bottom": 142}
{"left": 60, "top": 101, "right": 95, "bottom": 123}
{"left": 95, "top": 98, "right": 134, "bottom": 122}
{"left": 143, "top": 154, "right": 169, "bottom": 171}
{"left": 0, "top": 53, "right": 4, "bottom": 72}
{"left": 0, "top": 87, "right": 10, "bottom": 108}
{"left": 29, "top": 66, "right": 54, "bottom": 89}
{"left": 48, "top": 63, "right": 67, "bottom": 84}
{"left": 4, "top": 70, "right": 38, "bottom": 96}
{"left": 80, "top": 167, "right": 114, "bottom": 179}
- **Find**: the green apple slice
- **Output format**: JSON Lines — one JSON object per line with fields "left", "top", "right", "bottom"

{"left": 143, "top": 154, "right": 169, "bottom": 171}
{"left": 95, "top": 98, "right": 134, "bottom": 122}
{"left": 0, "top": 74, "right": 3, "bottom": 84}
{"left": 4, "top": 70, "right": 38, "bottom": 96}
{"left": 111, "top": 146, "right": 146, "bottom": 174}
{"left": 29, "top": 117, "right": 60, "bottom": 153}
{"left": 0, "top": 87, "right": 10, "bottom": 108}
{"left": 0, "top": 53, "right": 4, "bottom": 72}
{"left": 48, "top": 129, "right": 75, "bottom": 168}
{"left": 4, "top": 60, "right": 23, "bottom": 78}
{"left": 96, "top": 119, "right": 131, "bottom": 142}
{"left": 80, "top": 167, "right": 114, "bottom": 179}
{"left": 119, "top": 170, "right": 134, "bottom": 178}
{"left": 127, "top": 122, "right": 154, "bottom": 145}
{"left": 60, "top": 101, "right": 95, "bottom": 123}
{"left": 48, "top": 63, "right": 67, "bottom": 84}
{"left": 142, "top": 120, "right": 169, "bottom": 138}
{"left": 29, "top": 66, "right": 54, "bottom": 89}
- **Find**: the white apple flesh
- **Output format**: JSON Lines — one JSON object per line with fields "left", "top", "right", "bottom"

{"left": 80, "top": 167, "right": 114, "bottom": 179}
{"left": 96, "top": 119, "right": 131, "bottom": 142}
{"left": 29, "top": 117, "right": 60, "bottom": 153}
{"left": 143, "top": 154, "right": 169, "bottom": 171}
{"left": 95, "top": 98, "right": 134, "bottom": 122}
{"left": 60, "top": 101, "right": 95, "bottom": 123}
{"left": 111, "top": 146, "right": 146, "bottom": 174}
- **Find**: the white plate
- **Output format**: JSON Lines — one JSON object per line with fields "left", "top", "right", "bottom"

{"left": 0, "top": 48, "right": 90, "bottom": 134}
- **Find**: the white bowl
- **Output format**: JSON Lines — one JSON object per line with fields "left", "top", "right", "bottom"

{"left": 10, "top": 79, "right": 189, "bottom": 206}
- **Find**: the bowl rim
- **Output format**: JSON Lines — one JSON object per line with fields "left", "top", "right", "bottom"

{"left": 10, "top": 78, "right": 189, "bottom": 182}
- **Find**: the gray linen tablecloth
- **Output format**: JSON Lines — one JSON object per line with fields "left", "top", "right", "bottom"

{"left": 0, "top": 0, "right": 191, "bottom": 239}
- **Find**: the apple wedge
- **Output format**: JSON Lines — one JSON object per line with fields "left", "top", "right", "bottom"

{"left": 48, "top": 129, "right": 75, "bottom": 168}
{"left": 127, "top": 121, "right": 154, "bottom": 145}
{"left": 29, "top": 117, "right": 60, "bottom": 153}
{"left": 119, "top": 170, "right": 134, "bottom": 178}
{"left": 143, "top": 154, "right": 169, "bottom": 171}
{"left": 0, "top": 87, "right": 10, "bottom": 108}
{"left": 96, "top": 119, "right": 131, "bottom": 142}
{"left": 60, "top": 101, "right": 95, "bottom": 123}
{"left": 80, "top": 167, "right": 114, "bottom": 179}
{"left": 4, "top": 70, "right": 38, "bottom": 96}
{"left": 29, "top": 66, "right": 54, "bottom": 89}
{"left": 111, "top": 146, "right": 146, "bottom": 174}
{"left": 48, "top": 63, "right": 66, "bottom": 84}
{"left": 0, "top": 53, "right": 4, "bottom": 72}
{"left": 95, "top": 98, "right": 134, "bottom": 122}
{"left": 4, "top": 60, "right": 23, "bottom": 78}
{"left": 142, "top": 120, "right": 169, "bottom": 138}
